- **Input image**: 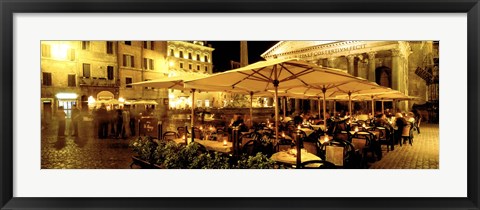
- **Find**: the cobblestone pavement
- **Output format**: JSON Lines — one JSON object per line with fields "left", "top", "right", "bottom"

{"left": 369, "top": 123, "right": 439, "bottom": 169}
{"left": 41, "top": 120, "right": 135, "bottom": 169}
{"left": 42, "top": 119, "right": 439, "bottom": 169}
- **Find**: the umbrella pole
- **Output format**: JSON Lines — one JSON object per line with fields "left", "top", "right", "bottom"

{"left": 371, "top": 96, "right": 375, "bottom": 117}
{"left": 317, "top": 97, "right": 321, "bottom": 120}
{"left": 381, "top": 100, "right": 384, "bottom": 114}
{"left": 283, "top": 97, "right": 287, "bottom": 120}
{"left": 393, "top": 99, "right": 397, "bottom": 113}
{"left": 191, "top": 89, "right": 196, "bottom": 143}
{"left": 273, "top": 80, "right": 279, "bottom": 142}
{"left": 348, "top": 92, "right": 352, "bottom": 117}
{"left": 322, "top": 88, "right": 327, "bottom": 131}
{"left": 333, "top": 100, "right": 336, "bottom": 116}
{"left": 250, "top": 91, "right": 254, "bottom": 128}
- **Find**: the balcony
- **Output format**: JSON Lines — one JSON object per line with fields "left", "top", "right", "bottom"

{"left": 79, "top": 77, "right": 117, "bottom": 87}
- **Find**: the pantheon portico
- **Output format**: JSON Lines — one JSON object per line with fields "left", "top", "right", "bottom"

{"left": 261, "top": 41, "right": 439, "bottom": 113}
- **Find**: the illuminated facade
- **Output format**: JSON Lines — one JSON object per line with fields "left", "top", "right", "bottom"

{"left": 41, "top": 41, "right": 217, "bottom": 119}
{"left": 41, "top": 41, "right": 118, "bottom": 118}
{"left": 165, "top": 41, "right": 218, "bottom": 110}
{"left": 261, "top": 41, "right": 439, "bottom": 112}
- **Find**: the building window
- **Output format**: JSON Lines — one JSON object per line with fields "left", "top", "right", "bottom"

{"left": 124, "top": 41, "right": 131, "bottom": 45}
{"left": 143, "top": 58, "right": 154, "bottom": 70}
{"left": 122, "top": 54, "right": 135, "bottom": 67}
{"left": 106, "top": 41, "right": 114, "bottom": 54}
{"left": 179, "top": 62, "right": 184, "bottom": 68}
{"left": 179, "top": 51, "right": 184, "bottom": 58}
{"left": 205, "top": 66, "right": 208, "bottom": 72}
{"left": 188, "top": 53, "right": 192, "bottom": 60}
{"left": 197, "top": 65, "right": 200, "bottom": 71}
{"left": 143, "top": 41, "right": 154, "bottom": 50}
{"left": 196, "top": 100, "right": 202, "bottom": 108}
{"left": 196, "top": 54, "right": 200, "bottom": 61}
{"left": 189, "top": 64, "right": 192, "bottom": 70}
{"left": 68, "top": 74, "right": 76, "bottom": 87}
{"left": 204, "top": 56, "right": 208, "bottom": 62}
{"left": 41, "top": 44, "right": 51, "bottom": 57}
{"left": 205, "top": 100, "right": 210, "bottom": 108}
{"left": 82, "top": 41, "right": 90, "bottom": 50}
{"left": 126, "top": 77, "right": 133, "bottom": 88}
{"left": 68, "top": 48, "right": 75, "bottom": 61}
{"left": 170, "top": 49, "right": 174, "bottom": 56}
{"left": 107, "top": 66, "right": 114, "bottom": 80}
{"left": 82, "top": 63, "right": 91, "bottom": 78}
{"left": 42, "top": 72, "right": 52, "bottom": 86}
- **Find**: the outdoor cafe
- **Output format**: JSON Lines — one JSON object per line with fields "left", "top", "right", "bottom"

{"left": 129, "top": 58, "right": 419, "bottom": 169}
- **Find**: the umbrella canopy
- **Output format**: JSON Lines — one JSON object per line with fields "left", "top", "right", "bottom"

{"left": 186, "top": 58, "right": 361, "bottom": 142}
{"left": 130, "top": 73, "right": 209, "bottom": 90}
{"left": 275, "top": 78, "right": 385, "bottom": 126}
{"left": 332, "top": 89, "right": 413, "bottom": 114}
{"left": 131, "top": 73, "right": 250, "bottom": 129}
{"left": 131, "top": 100, "right": 158, "bottom": 105}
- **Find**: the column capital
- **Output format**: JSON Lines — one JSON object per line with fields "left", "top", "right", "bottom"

{"left": 347, "top": 55, "right": 355, "bottom": 62}
{"left": 367, "top": 51, "right": 377, "bottom": 58}
{"left": 391, "top": 49, "right": 401, "bottom": 57}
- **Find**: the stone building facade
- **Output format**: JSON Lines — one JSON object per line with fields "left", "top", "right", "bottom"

{"left": 41, "top": 40, "right": 217, "bottom": 119}
{"left": 261, "top": 41, "right": 439, "bottom": 112}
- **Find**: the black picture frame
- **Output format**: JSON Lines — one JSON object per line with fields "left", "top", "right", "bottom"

{"left": 1, "top": 0, "right": 479, "bottom": 209}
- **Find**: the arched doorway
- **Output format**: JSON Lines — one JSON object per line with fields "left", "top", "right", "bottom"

{"left": 375, "top": 66, "right": 392, "bottom": 88}
{"left": 97, "top": 91, "right": 114, "bottom": 100}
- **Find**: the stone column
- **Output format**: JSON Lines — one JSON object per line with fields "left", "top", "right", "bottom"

{"left": 391, "top": 49, "right": 401, "bottom": 91}
{"left": 240, "top": 41, "right": 248, "bottom": 67}
{"left": 367, "top": 52, "right": 377, "bottom": 82}
{"left": 310, "top": 100, "right": 315, "bottom": 113}
{"left": 295, "top": 99, "right": 300, "bottom": 113}
{"left": 347, "top": 55, "right": 355, "bottom": 75}
{"left": 327, "top": 57, "right": 335, "bottom": 68}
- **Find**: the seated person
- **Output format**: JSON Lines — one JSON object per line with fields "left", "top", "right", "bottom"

{"left": 229, "top": 114, "right": 248, "bottom": 133}
{"left": 375, "top": 113, "right": 393, "bottom": 129}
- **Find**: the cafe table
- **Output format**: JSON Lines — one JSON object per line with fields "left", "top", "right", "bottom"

{"left": 310, "top": 124, "right": 326, "bottom": 131}
{"left": 270, "top": 149, "right": 321, "bottom": 167}
{"left": 299, "top": 128, "right": 315, "bottom": 137}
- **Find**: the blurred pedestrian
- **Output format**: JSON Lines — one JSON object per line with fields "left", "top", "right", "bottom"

{"left": 122, "top": 108, "right": 131, "bottom": 138}
{"left": 97, "top": 103, "right": 108, "bottom": 139}
{"left": 115, "top": 107, "right": 123, "bottom": 138}
{"left": 108, "top": 108, "right": 116, "bottom": 138}
{"left": 56, "top": 106, "right": 66, "bottom": 136}
{"left": 70, "top": 104, "right": 80, "bottom": 136}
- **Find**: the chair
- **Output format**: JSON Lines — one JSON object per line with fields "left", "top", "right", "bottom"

{"left": 302, "top": 141, "right": 320, "bottom": 156}
{"left": 193, "top": 127, "right": 202, "bottom": 140}
{"left": 350, "top": 135, "right": 372, "bottom": 168}
{"left": 319, "top": 139, "right": 356, "bottom": 168}
{"left": 400, "top": 123, "right": 413, "bottom": 146}
{"left": 333, "top": 131, "right": 351, "bottom": 142}
{"left": 177, "top": 126, "right": 189, "bottom": 138}
{"left": 375, "top": 126, "right": 393, "bottom": 152}
{"left": 300, "top": 160, "right": 336, "bottom": 169}
{"left": 241, "top": 140, "right": 261, "bottom": 156}
{"left": 162, "top": 131, "right": 179, "bottom": 141}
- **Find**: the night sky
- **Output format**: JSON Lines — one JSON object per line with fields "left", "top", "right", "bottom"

{"left": 207, "top": 41, "right": 279, "bottom": 73}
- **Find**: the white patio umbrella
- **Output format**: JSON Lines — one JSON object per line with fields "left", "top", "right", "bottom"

{"left": 131, "top": 73, "right": 209, "bottom": 128}
{"left": 185, "top": 58, "right": 360, "bottom": 142}
{"left": 333, "top": 89, "right": 413, "bottom": 115}
{"left": 277, "top": 79, "right": 385, "bottom": 128}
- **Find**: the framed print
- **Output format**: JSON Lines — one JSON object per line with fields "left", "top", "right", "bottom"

{"left": 1, "top": 0, "right": 479, "bottom": 209}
